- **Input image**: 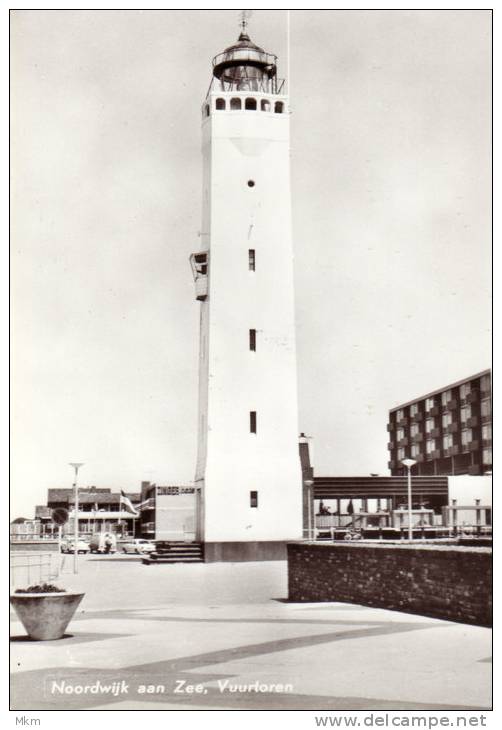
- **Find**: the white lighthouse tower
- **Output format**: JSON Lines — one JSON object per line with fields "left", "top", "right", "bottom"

{"left": 190, "top": 21, "right": 303, "bottom": 561}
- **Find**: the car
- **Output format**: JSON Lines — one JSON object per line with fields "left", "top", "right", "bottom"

{"left": 61, "top": 538, "right": 90, "bottom": 554}
{"left": 122, "top": 539, "right": 156, "bottom": 554}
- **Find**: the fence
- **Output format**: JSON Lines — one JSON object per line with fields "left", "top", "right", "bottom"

{"left": 10, "top": 551, "right": 61, "bottom": 590}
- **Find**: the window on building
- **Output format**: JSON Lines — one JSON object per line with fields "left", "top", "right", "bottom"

{"left": 396, "top": 409, "right": 404, "bottom": 420}
{"left": 425, "top": 418, "right": 434, "bottom": 434}
{"left": 274, "top": 101, "right": 284, "bottom": 113}
{"left": 461, "top": 429, "right": 472, "bottom": 446}
{"left": 482, "top": 424, "right": 492, "bottom": 441}
{"left": 249, "top": 329, "right": 256, "bottom": 351}
{"left": 481, "top": 399, "right": 491, "bottom": 418}
{"left": 442, "top": 412, "right": 452, "bottom": 428}
{"left": 230, "top": 98, "right": 242, "bottom": 110}
{"left": 425, "top": 397, "right": 435, "bottom": 411}
{"left": 245, "top": 97, "right": 257, "bottom": 110}
{"left": 397, "top": 428, "right": 404, "bottom": 441}
{"left": 397, "top": 447, "right": 405, "bottom": 460}
{"left": 480, "top": 373, "right": 491, "bottom": 393}
{"left": 459, "top": 382, "right": 471, "bottom": 399}
{"left": 482, "top": 447, "right": 492, "bottom": 465}
{"left": 411, "top": 443, "right": 420, "bottom": 458}
{"left": 261, "top": 99, "right": 271, "bottom": 111}
{"left": 426, "top": 439, "right": 436, "bottom": 454}
{"left": 460, "top": 405, "right": 471, "bottom": 423}
{"left": 215, "top": 98, "right": 226, "bottom": 110}
{"left": 441, "top": 390, "right": 452, "bottom": 407}
{"left": 204, "top": 104, "right": 210, "bottom": 117}
{"left": 248, "top": 249, "right": 255, "bottom": 271}
{"left": 410, "top": 403, "right": 419, "bottom": 416}
{"left": 250, "top": 491, "right": 258, "bottom": 508}
{"left": 443, "top": 433, "right": 453, "bottom": 450}
{"left": 410, "top": 423, "right": 419, "bottom": 437}
{"left": 250, "top": 411, "right": 257, "bottom": 434}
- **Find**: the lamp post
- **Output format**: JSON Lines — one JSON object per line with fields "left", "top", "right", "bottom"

{"left": 401, "top": 458, "right": 417, "bottom": 541}
{"left": 304, "top": 479, "right": 314, "bottom": 541}
{"left": 69, "top": 462, "right": 84, "bottom": 574}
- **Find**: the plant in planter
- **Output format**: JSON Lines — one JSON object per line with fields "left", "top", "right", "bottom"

{"left": 10, "top": 583, "right": 85, "bottom": 641}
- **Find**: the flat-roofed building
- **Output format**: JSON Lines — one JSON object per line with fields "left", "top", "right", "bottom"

{"left": 387, "top": 369, "right": 492, "bottom": 477}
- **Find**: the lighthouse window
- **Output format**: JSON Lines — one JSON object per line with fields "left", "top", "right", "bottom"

{"left": 250, "top": 411, "right": 257, "bottom": 434}
{"left": 249, "top": 329, "right": 256, "bottom": 351}
{"left": 245, "top": 97, "right": 257, "bottom": 111}
{"left": 215, "top": 98, "right": 226, "bottom": 110}
{"left": 250, "top": 491, "right": 258, "bottom": 508}
{"left": 274, "top": 101, "right": 284, "bottom": 114}
{"left": 248, "top": 249, "right": 255, "bottom": 271}
{"left": 230, "top": 98, "right": 242, "bottom": 110}
{"left": 261, "top": 99, "right": 271, "bottom": 111}
{"left": 204, "top": 104, "right": 210, "bottom": 117}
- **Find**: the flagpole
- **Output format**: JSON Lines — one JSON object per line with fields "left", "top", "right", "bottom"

{"left": 69, "top": 463, "right": 84, "bottom": 575}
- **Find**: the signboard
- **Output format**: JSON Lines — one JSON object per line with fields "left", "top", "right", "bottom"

{"left": 52, "top": 507, "right": 69, "bottom": 526}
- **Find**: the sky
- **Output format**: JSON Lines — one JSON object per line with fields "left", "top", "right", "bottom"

{"left": 10, "top": 9, "right": 491, "bottom": 518}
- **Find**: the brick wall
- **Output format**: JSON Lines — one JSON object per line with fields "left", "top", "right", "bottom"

{"left": 288, "top": 542, "right": 492, "bottom": 626}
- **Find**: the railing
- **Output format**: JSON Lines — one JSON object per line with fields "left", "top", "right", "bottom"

{"left": 10, "top": 552, "right": 61, "bottom": 590}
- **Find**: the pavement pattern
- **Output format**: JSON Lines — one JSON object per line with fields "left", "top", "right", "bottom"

{"left": 10, "top": 555, "right": 492, "bottom": 711}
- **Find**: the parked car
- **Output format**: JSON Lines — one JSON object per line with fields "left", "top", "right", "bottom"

{"left": 89, "top": 532, "right": 117, "bottom": 554}
{"left": 61, "top": 538, "right": 90, "bottom": 554}
{"left": 122, "top": 539, "right": 156, "bottom": 554}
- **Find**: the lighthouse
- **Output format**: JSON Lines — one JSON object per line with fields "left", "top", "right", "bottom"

{"left": 190, "top": 21, "right": 303, "bottom": 561}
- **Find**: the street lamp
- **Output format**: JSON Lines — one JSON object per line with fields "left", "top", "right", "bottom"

{"left": 69, "top": 462, "right": 84, "bottom": 574}
{"left": 401, "top": 458, "right": 417, "bottom": 541}
{"left": 304, "top": 479, "right": 314, "bottom": 541}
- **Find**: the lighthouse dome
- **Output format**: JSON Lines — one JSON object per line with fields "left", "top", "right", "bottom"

{"left": 212, "top": 31, "right": 277, "bottom": 91}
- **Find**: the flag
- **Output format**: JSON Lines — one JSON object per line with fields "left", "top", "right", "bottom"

{"left": 347, "top": 499, "right": 354, "bottom": 515}
{"left": 120, "top": 490, "right": 139, "bottom": 517}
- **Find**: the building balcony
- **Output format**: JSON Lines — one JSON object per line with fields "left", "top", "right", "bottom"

{"left": 410, "top": 412, "right": 423, "bottom": 423}
{"left": 73, "top": 510, "right": 139, "bottom": 520}
{"left": 386, "top": 423, "right": 394, "bottom": 432}
{"left": 481, "top": 413, "right": 492, "bottom": 424}
{"left": 430, "top": 427, "right": 441, "bottom": 438}
{"left": 411, "top": 433, "right": 423, "bottom": 443}
{"left": 468, "top": 440, "right": 480, "bottom": 452}
{"left": 396, "top": 417, "right": 408, "bottom": 427}
{"left": 466, "top": 390, "right": 479, "bottom": 404}
{"left": 387, "top": 442, "right": 395, "bottom": 451}
{"left": 414, "top": 454, "right": 425, "bottom": 463}
{"left": 428, "top": 405, "right": 440, "bottom": 416}
{"left": 466, "top": 416, "right": 479, "bottom": 429}
{"left": 446, "top": 399, "right": 459, "bottom": 411}
{"left": 482, "top": 438, "right": 492, "bottom": 448}
{"left": 446, "top": 423, "right": 459, "bottom": 434}
{"left": 432, "top": 449, "right": 442, "bottom": 459}
{"left": 445, "top": 445, "right": 460, "bottom": 457}
{"left": 397, "top": 438, "right": 408, "bottom": 447}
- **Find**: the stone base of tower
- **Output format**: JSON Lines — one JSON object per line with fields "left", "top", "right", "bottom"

{"left": 203, "top": 540, "right": 290, "bottom": 563}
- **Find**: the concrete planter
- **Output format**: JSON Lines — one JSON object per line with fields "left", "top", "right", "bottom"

{"left": 10, "top": 592, "right": 84, "bottom": 640}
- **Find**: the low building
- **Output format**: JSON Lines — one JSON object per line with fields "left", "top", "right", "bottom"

{"left": 387, "top": 369, "right": 491, "bottom": 477}
{"left": 46, "top": 486, "right": 142, "bottom": 537}
{"left": 139, "top": 481, "right": 197, "bottom": 541}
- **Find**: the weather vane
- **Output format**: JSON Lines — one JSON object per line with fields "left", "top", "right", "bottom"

{"left": 239, "top": 10, "right": 252, "bottom": 34}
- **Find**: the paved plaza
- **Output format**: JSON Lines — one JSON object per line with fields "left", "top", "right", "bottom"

{"left": 10, "top": 554, "right": 492, "bottom": 711}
